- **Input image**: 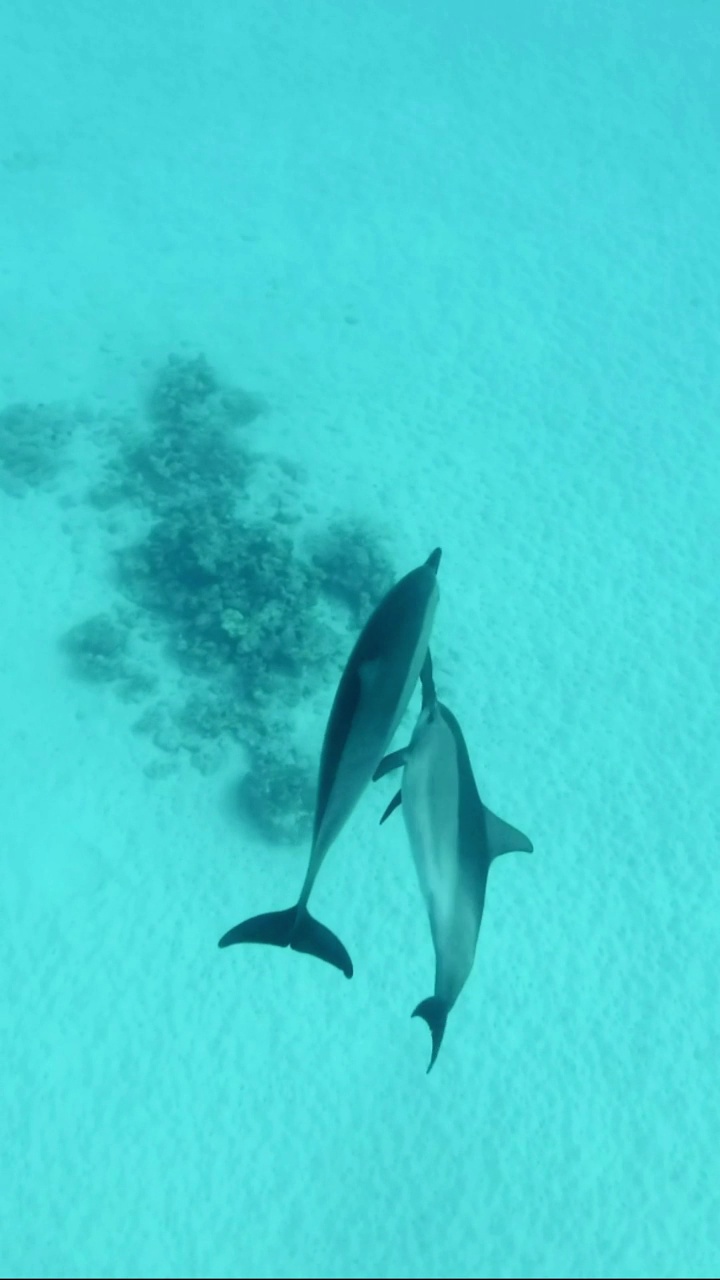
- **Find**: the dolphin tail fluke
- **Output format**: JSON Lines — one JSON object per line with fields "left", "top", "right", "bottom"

{"left": 289, "top": 904, "right": 354, "bottom": 978}
{"left": 218, "top": 905, "right": 298, "bottom": 951}
{"left": 412, "top": 996, "right": 449, "bottom": 1073}
{"left": 218, "top": 905, "right": 353, "bottom": 978}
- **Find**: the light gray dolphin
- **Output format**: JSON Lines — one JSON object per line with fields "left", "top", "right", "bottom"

{"left": 219, "top": 548, "right": 442, "bottom": 978}
{"left": 374, "top": 653, "right": 533, "bottom": 1070}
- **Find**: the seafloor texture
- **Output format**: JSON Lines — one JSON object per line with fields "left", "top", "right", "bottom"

{"left": 1, "top": 2, "right": 719, "bottom": 1277}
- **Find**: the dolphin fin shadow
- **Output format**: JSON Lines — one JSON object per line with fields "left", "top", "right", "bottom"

{"left": 412, "top": 995, "right": 449, "bottom": 1073}
{"left": 218, "top": 904, "right": 353, "bottom": 978}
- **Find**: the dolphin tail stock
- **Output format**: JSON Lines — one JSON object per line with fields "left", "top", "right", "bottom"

{"left": 218, "top": 903, "right": 353, "bottom": 978}
{"left": 412, "top": 995, "right": 450, "bottom": 1073}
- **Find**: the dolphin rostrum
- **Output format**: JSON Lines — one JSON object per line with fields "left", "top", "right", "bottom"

{"left": 219, "top": 548, "right": 443, "bottom": 978}
{"left": 374, "top": 653, "right": 532, "bottom": 1070}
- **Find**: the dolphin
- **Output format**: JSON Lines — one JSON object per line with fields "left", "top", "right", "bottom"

{"left": 218, "top": 547, "right": 443, "bottom": 979}
{"left": 374, "top": 653, "right": 533, "bottom": 1070}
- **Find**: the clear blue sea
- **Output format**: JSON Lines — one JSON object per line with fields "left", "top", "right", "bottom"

{"left": 1, "top": 2, "right": 719, "bottom": 1276}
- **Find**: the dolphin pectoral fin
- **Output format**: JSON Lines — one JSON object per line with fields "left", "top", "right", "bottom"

{"left": 412, "top": 996, "right": 449, "bottom": 1073}
{"left": 289, "top": 905, "right": 354, "bottom": 978}
{"left": 379, "top": 790, "right": 402, "bottom": 824}
{"left": 485, "top": 809, "right": 534, "bottom": 858}
{"left": 372, "top": 748, "right": 408, "bottom": 781}
{"left": 218, "top": 904, "right": 353, "bottom": 978}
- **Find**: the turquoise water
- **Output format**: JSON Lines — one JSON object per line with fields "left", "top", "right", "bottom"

{"left": 2, "top": 2, "right": 719, "bottom": 1276}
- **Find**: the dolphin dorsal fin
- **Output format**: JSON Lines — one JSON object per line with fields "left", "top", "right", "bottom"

{"left": 484, "top": 808, "right": 534, "bottom": 859}
{"left": 419, "top": 650, "right": 437, "bottom": 709}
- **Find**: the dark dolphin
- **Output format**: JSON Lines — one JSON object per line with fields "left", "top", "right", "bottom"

{"left": 219, "top": 548, "right": 442, "bottom": 978}
{"left": 374, "top": 653, "right": 532, "bottom": 1069}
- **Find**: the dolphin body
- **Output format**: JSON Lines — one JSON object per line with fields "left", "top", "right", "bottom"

{"left": 374, "top": 654, "right": 533, "bottom": 1070}
{"left": 219, "top": 548, "right": 443, "bottom": 978}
